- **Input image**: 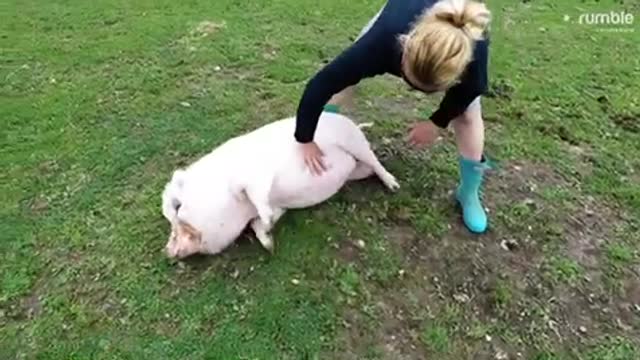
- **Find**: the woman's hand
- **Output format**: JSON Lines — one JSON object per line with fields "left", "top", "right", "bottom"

{"left": 408, "top": 121, "right": 440, "bottom": 149}
{"left": 299, "top": 141, "right": 326, "bottom": 175}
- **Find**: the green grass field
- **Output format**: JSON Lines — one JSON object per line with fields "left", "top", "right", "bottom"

{"left": 2, "top": 0, "right": 639, "bottom": 358}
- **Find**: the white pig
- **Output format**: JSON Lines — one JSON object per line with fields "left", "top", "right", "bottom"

{"left": 161, "top": 112, "right": 399, "bottom": 259}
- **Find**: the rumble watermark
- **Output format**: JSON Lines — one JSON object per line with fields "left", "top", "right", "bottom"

{"left": 564, "top": 11, "right": 635, "bottom": 32}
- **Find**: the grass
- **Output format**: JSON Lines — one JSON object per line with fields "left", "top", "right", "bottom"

{"left": 606, "top": 243, "right": 636, "bottom": 268}
{"left": 548, "top": 257, "right": 584, "bottom": 284}
{"left": 420, "top": 323, "right": 450, "bottom": 353}
{"left": 492, "top": 279, "right": 514, "bottom": 308}
{"left": 2, "top": 0, "right": 639, "bottom": 358}
{"left": 585, "top": 337, "right": 639, "bottom": 360}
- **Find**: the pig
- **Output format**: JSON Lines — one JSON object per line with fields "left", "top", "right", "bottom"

{"left": 161, "top": 112, "right": 399, "bottom": 259}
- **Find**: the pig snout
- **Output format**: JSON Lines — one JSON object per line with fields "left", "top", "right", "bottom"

{"left": 164, "top": 242, "right": 180, "bottom": 259}
{"left": 165, "top": 241, "right": 196, "bottom": 259}
{"left": 164, "top": 226, "right": 201, "bottom": 259}
{"left": 164, "top": 239, "right": 183, "bottom": 259}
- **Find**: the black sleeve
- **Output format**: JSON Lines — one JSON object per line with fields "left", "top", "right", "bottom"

{"left": 430, "top": 39, "right": 489, "bottom": 128}
{"left": 295, "top": 34, "right": 390, "bottom": 143}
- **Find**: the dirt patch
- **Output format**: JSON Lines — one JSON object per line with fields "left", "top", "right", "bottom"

{"left": 191, "top": 21, "right": 226, "bottom": 37}
{"left": 335, "top": 239, "right": 365, "bottom": 264}
{"left": 564, "top": 196, "right": 622, "bottom": 272}
{"left": 384, "top": 225, "right": 421, "bottom": 262}
{"left": 29, "top": 196, "right": 49, "bottom": 213}
{"left": 625, "top": 276, "right": 640, "bottom": 300}
{"left": 486, "top": 160, "right": 568, "bottom": 203}
{"left": 332, "top": 226, "right": 429, "bottom": 359}
{"left": 337, "top": 306, "right": 424, "bottom": 360}
{"left": 611, "top": 113, "right": 640, "bottom": 133}
{"left": 175, "top": 20, "right": 226, "bottom": 52}
{"left": 373, "top": 297, "right": 425, "bottom": 360}
{"left": 37, "top": 159, "right": 60, "bottom": 176}
{"left": 177, "top": 64, "right": 261, "bottom": 101}
{"left": 332, "top": 159, "right": 639, "bottom": 358}
{"left": 565, "top": 143, "right": 596, "bottom": 179}
{"left": 615, "top": 277, "right": 640, "bottom": 331}
{"left": 2, "top": 276, "right": 47, "bottom": 322}
{"left": 22, "top": 294, "right": 43, "bottom": 319}
{"left": 536, "top": 123, "right": 581, "bottom": 146}
{"left": 486, "top": 79, "right": 515, "bottom": 101}
{"left": 482, "top": 162, "right": 636, "bottom": 345}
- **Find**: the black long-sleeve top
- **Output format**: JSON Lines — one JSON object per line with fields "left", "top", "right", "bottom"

{"left": 294, "top": 0, "right": 489, "bottom": 143}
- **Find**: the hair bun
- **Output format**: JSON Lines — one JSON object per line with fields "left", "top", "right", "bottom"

{"left": 429, "top": 0, "right": 491, "bottom": 40}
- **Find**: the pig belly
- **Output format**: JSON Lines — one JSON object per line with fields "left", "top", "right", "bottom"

{"left": 270, "top": 148, "right": 356, "bottom": 209}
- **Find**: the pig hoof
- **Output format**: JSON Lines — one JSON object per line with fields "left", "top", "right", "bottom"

{"left": 259, "top": 235, "right": 274, "bottom": 253}
{"left": 251, "top": 218, "right": 275, "bottom": 253}
{"left": 265, "top": 242, "right": 274, "bottom": 254}
{"left": 382, "top": 173, "right": 400, "bottom": 191}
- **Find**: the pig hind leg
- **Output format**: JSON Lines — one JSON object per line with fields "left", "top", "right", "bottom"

{"left": 340, "top": 132, "right": 399, "bottom": 191}
{"left": 348, "top": 161, "right": 374, "bottom": 181}
{"left": 250, "top": 208, "right": 286, "bottom": 253}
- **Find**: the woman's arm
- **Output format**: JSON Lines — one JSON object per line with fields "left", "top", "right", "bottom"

{"left": 295, "top": 34, "right": 390, "bottom": 143}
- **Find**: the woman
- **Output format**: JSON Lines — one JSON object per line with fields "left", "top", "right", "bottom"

{"left": 294, "top": 0, "right": 491, "bottom": 233}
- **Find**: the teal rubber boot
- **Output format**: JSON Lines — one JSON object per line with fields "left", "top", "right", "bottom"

{"left": 456, "top": 157, "right": 489, "bottom": 233}
{"left": 323, "top": 104, "right": 340, "bottom": 114}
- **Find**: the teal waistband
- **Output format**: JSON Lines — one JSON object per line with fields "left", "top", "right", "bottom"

{"left": 323, "top": 104, "right": 340, "bottom": 114}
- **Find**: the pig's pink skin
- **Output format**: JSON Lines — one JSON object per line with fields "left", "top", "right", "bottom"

{"left": 162, "top": 113, "right": 398, "bottom": 257}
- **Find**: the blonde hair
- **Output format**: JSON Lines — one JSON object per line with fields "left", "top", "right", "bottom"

{"left": 402, "top": 0, "right": 491, "bottom": 90}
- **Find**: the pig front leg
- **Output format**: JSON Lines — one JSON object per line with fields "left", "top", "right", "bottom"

{"left": 250, "top": 208, "right": 286, "bottom": 253}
